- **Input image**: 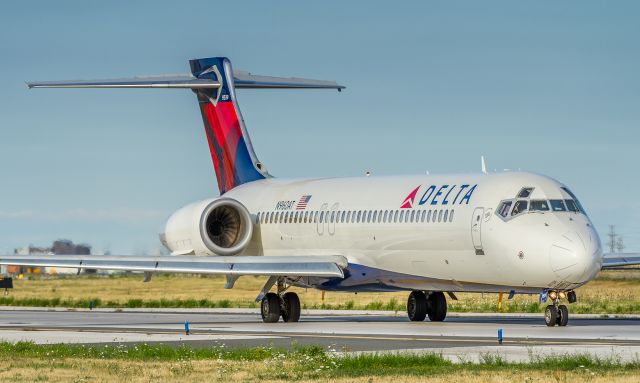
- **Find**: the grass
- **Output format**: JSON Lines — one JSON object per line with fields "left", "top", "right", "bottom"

{"left": 3, "top": 269, "right": 640, "bottom": 313}
{"left": 0, "top": 341, "right": 639, "bottom": 382}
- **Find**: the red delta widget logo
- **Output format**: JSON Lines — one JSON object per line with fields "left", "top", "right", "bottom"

{"left": 401, "top": 184, "right": 478, "bottom": 208}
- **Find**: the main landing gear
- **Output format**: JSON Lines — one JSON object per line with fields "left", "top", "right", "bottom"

{"left": 259, "top": 277, "right": 301, "bottom": 323}
{"left": 544, "top": 290, "right": 576, "bottom": 327}
{"left": 407, "top": 291, "right": 447, "bottom": 322}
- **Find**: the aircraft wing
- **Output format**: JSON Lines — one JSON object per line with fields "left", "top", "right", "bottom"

{"left": 0, "top": 255, "right": 347, "bottom": 278}
{"left": 602, "top": 253, "right": 640, "bottom": 269}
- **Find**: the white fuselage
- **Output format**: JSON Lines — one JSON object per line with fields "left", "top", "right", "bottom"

{"left": 163, "top": 171, "right": 603, "bottom": 294}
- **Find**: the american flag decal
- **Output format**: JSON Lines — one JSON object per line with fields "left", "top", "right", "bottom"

{"left": 296, "top": 195, "right": 312, "bottom": 210}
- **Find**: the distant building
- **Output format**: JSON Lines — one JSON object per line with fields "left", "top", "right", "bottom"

{"left": 5, "top": 239, "right": 93, "bottom": 275}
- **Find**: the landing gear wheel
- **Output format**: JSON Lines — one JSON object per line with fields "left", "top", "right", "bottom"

{"left": 261, "top": 292, "right": 281, "bottom": 323}
{"left": 427, "top": 291, "right": 447, "bottom": 322}
{"left": 281, "top": 292, "right": 301, "bottom": 323}
{"left": 557, "top": 305, "right": 569, "bottom": 327}
{"left": 407, "top": 291, "right": 427, "bottom": 321}
{"left": 544, "top": 305, "right": 558, "bottom": 327}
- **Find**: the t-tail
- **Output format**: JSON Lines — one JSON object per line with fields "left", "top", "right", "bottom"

{"left": 27, "top": 57, "right": 345, "bottom": 194}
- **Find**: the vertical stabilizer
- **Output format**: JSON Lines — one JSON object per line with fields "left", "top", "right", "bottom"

{"left": 190, "top": 57, "right": 269, "bottom": 194}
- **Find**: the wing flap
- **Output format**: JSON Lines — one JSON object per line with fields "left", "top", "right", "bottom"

{"left": 0, "top": 255, "right": 347, "bottom": 278}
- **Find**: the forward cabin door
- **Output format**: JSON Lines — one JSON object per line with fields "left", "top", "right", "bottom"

{"left": 471, "top": 207, "right": 484, "bottom": 255}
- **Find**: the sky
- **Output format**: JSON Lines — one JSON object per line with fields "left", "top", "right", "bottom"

{"left": 0, "top": 1, "right": 638, "bottom": 254}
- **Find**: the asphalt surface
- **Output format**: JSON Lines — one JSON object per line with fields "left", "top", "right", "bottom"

{"left": 1, "top": 308, "right": 639, "bottom": 362}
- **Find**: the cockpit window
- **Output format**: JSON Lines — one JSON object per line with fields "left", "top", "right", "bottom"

{"left": 498, "top": 201, "right": 513, "bottom": 217}
{"left": 550, "top": 199, "right": 566, "bottom": 212}
{"left": 565, "top": 199, "right": 579, "bottom": 213}
{"left": 511, "top": 200, "right": 528, "bottom": 216}
{"left": 561, "top": 187, "right": 586, "bottom": 214}
{"left": 517, "top": 187, "right": 534, "bottom": 198}
{"left": 530, "top": 200, "right": 550, "bottom": 212}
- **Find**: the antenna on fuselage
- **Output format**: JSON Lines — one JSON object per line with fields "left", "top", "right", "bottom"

{"left": 481, "top": 156, "right": 487, "bottom": 174}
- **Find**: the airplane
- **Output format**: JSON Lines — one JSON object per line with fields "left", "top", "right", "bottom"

{"left": 2, "top": 56, "right": 639, "bottom": 327}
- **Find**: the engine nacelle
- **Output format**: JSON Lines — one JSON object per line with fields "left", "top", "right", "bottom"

{"left": 161, "top": 198, "right": 254, "bottom": 256}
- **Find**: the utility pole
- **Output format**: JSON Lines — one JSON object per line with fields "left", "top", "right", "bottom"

{"left": 616, "top": 236, "right": 625, "bottom": 253}
{"left": 607, "top": 225, "right": 617, "bottom": 254}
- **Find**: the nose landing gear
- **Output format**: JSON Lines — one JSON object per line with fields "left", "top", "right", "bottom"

{"left": 407, "top": 291, "right": 447, "bottom": 322}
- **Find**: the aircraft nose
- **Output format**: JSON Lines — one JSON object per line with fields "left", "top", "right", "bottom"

{"left": 549, "top": 230, "right": 600, "bottom": 281}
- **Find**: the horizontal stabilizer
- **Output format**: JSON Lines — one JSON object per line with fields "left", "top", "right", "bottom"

{"left": 602, "top": 253, "right": 640, "bottom": 269}
{"left": 27, "top": 75, "right": 219, "bottom": 89}
{"left": 27, "top": 72, "right": 344, "bottom": 91}
{"left": 0, "top": 255, "right": 348, "bottom": 277}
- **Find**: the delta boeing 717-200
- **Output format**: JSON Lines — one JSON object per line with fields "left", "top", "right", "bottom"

{"left": 2, "top": 57, "right": 639, "bottom": 326}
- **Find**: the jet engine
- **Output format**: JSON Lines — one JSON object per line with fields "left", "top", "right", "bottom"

{"left": 162, "top": 198, "right": 254, "bottom": 256}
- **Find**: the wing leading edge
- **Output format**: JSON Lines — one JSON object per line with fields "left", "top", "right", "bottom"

{"left": 0, "top": 255, "right": 347, "bottom": 278}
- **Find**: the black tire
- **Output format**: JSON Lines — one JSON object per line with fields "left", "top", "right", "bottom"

{"left": 557, "top": 305, "right": 569, "bottom": 327}
{"left": 427, "top": 292, "right": 447, "bottom": 322}
{"left": 261, "top": 292, "right": 281, "bottom": 323}
{"left": 544, "top": 305, "right": 558, "bottom": 327}
{"left": 281, "top": 292, "right": 301, "bottom": 323}
{"left": 407, "top": 291, "right": 427, "bottom": 321}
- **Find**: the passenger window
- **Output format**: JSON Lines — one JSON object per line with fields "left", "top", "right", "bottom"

{"left": 530, "top": 200, "right": 550, "bottom": 212}
{"left": 383, "top": 210, "right": 388, "bottom": 222}
{"left": 511, "top": 200, "right": 528, "bottom": 216}
{"left": 352, "top": 211, "right": 356, "bottom": 223}
{"left": 498, "top": 201, "right": 513, "bottom": 217}
{"left": 399, "top": 210, "right": 405, "bottom": 223}
{"left": 550, "top": 200, "right": 566, "bottom": 212}
{"left": 330, "top": 211, "right": 335, "bottom": 223}
{"left": 319, "top": 211, "right": 324, "bottom": 223}
{"left": 410, "top": 210, "right": 415, "bottom": 222}
{"left": 565, "top": 199, "right": 579, "bottom": 213}
{"left": 357, "top": 211, "right": 362, "bottom": 223}
{"left": 367, "top": 210, "right": 372, "bottom": 223}
{"left": 438, "top": 210, "right": 443, "bottom": 222}
{"left": 449, "top": 210, "right": 454, "bottom": 222}
{"left": 393, "top": 211, "right": 399, "bottom": 223}
{"left": 427, "top": 210, "right": 432, "bottom": 222}
{"left": 443, "top": 210, "right": 449, "bottom": 222}
{"left": 372, "top": 210, "right": 378, "bottom": 223}
{"left": 517, "top": 187, "right": 534, "bottom": 198}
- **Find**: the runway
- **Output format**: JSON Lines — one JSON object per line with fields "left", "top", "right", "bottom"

{"left": 1, "top": 308, "right": 639, "bottom": 362}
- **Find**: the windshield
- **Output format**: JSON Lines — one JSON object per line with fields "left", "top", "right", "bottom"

{"left": 563, "top": 187, "right": 585, "bottom": 213}
{"left": 530, "top": 200, "right": 550, "bottom": 212}
{"left": 496, "top": 186, "right": 585, "bottom": 220}
{"left": 550, "top": 199, "right": 567, "bottom": 212}
{"left": 512, "top": 200, "right": 528, "bottom": 216}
